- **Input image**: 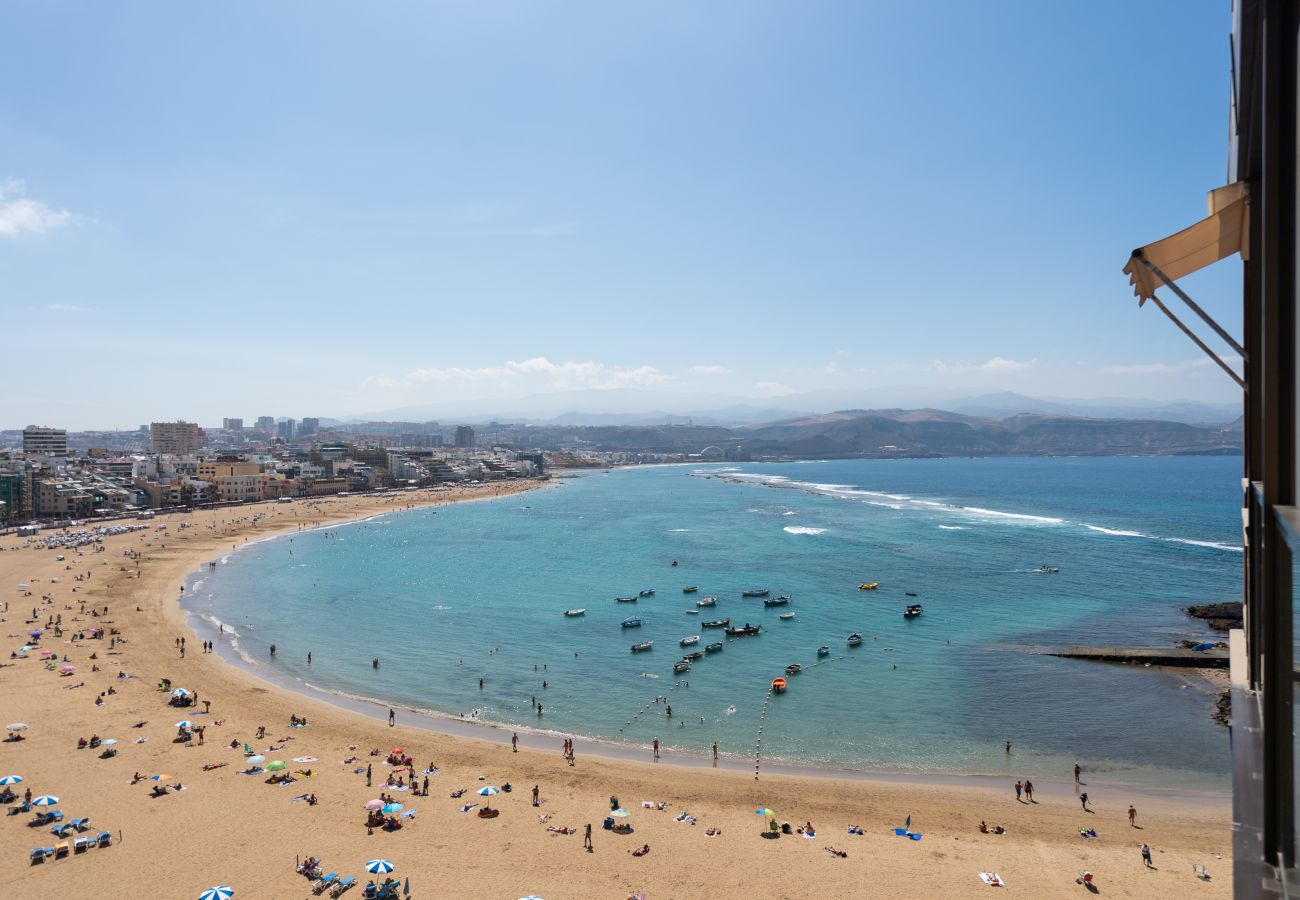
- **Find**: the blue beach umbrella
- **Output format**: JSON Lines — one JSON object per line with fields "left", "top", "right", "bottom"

{"left": 0, "top": 775, "right": 22, "bottom": 785}
{"left": 382, "top": 802, "right": 403, "bottom": 814}
{"left": 32, "top": 795, "right": 59, "bottom": 806}
{"left": 245, "top": 755, "right": 265, "bottom": 765}
{"left": 477, "top": 786, "right": 499, "bottom": 796}
{"left": 175, "top": 721, "right": 195, "bottom": 730}
{"left": 365, "top": 859, "right": 395, "bottom": 875}
{"left": 170, "top": 688, "right": 191, "bottom": 698}
{"left": 199, "top": 887, "right": 234, "bottom": 900}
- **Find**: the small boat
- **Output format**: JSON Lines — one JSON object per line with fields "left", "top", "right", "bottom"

{"left": 904, "top": 604, "right": 923, "bottom": 619}
{"left": 705, "top": 641, "right": 724, "bottom": 653}
{"left": 785, "top": 663, "right": 802, "bottom": 676}
{"left": 639, "top": 588, "right": 656, "bottom": 597}
{"left": 564, "top": 608, "right": 586, "bottom": 617}
{"left": 616, "top": 596, "right": 638, "bottom": 603}
{"left": 763, "top": 596, "right": 789, "bottom": 607}
{"left": 683, "top": 650, "right": 705, "bottom": 661}
{"left": 741, "top": 588, "right": 770, "bottom": 597}
{"left": 725, "top": 624, "right": 762, "bottom": 637}
{"left": 858, "top": 582, "right": 879, "bottom": 591}
{"left": 696, "top": 596, "right": 717, "bottom": 608}
{"left": 905, "top": 592, "right": 918, "bottom": 597}
{"left": 1038, "top": 565, "right": 1059, "bottom": 574}
{"left": 817, "top": 645, "right": 830, "bottom": 657}
{"left": 622, "top": 617, "right": 643, "bottom": 628}
{"left": 771, "top": 677, "right": 787, "bottom": 693}
{"left": 778, "top": 612, "right": 795, "bottom": 620}
{"left": 672, "top": 660, "right": 691, "bottom": 673}
{"left": 847, "top": 633, "right": 863, "bottom": 646}
{"left": 680, "top": 635, "right": 700, "bottom": 647}
{"left": 685, "top": 609, "right": 700, "bottom": 615}
{"left": 631, "top": 641, "right": 654, "bottom": 652}
{"left": 682, "top": 586, "right": 699, "bottom": 593}
{"left": 702, "top": 618, "right": 731, "bottom": 628}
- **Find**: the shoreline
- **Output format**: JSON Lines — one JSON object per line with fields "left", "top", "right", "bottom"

{"left": 0, "top": 477, "right": 1235, "bottom": 899}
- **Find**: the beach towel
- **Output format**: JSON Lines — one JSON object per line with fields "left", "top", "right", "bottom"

{"left": 978, "top": 872, "right": 1004, "bottom": 887}
{"left": 458, "top": 803, "right": 478, "bottom": 813}
{"left": 292, "top": 756, "right": 317, "bottom": 763}
{"left": 802, "top": 832, "right": 816, "bottom": 839}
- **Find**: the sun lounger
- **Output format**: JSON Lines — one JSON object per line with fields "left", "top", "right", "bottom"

{"left": 30, "top": 847, "right": 52, "bottom": 864}
{"left": 313, "top": 872, "right": 339, "bottom": 894}
{"left": 331, "top": 875, "right": 357, "bottom": 896}
{"left": 73, "top": 836, "right": 94, "bottom": 853}
{"left": 51, "top": 823, "right": 73, "bottom": 837}
{"left": 70, "top": 817, "right": 91, "bottom": 831}
{"left": 96, "top": 831, "right": 112, "bottom": 847}
{"left": 54, "top": 841, "right": 70, "bottom": 858}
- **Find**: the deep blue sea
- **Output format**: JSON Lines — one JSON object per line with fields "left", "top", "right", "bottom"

{"left": 186, "top": 457, "right": 1241, "bottom": 788}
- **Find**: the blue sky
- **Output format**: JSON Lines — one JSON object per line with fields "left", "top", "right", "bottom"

{"left": 2, "top": 1, "right": 1241, "bottom": 428}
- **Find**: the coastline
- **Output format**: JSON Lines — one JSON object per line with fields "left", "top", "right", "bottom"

{"left": 0, "top": 480, "right": 1235, "bottom": 899}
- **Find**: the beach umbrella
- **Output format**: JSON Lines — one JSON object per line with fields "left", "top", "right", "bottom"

{"left": 100, "top": 738, "right": 118, "bottom": 746}
{"left": 198, "top": 887, "right": 234, "bottom": 900}
{"left": 6, "top": 723, "right": 29, "bottom": 731}
{"left": 477, "top": 786, "right": 499, "bottom": 797}
{"left": 175, "top": 721, "right": 195, "bottom": 730}
{"left": 32, "top": 795, "right": 59, "bottom": 806}
{"left": 28, "top": 630, "right": 42, "bottom": 638}
{"left": 245, "top": 755, "right": 265, "bottom": 765}
{"left": 610, "top": 808, "right": 631, "bottom": 818}
{"left": 170, "top": 688, "right": 191, "bottom": 698}
{"left": 364, "top": 799, "right": 384, "bottom": 810}
{"left": 60, "top": 665, "right": 75, "bottom": 673}
{"left": 755, "top": 808, "right": 776, "bottom": 816}
{"left": 0, "top": 775, "right": 22, "bottom": 785}
{"left": 265, "top": 760, "right": 286, "bottom": 772}
{"left": 39, "top": 650, "right": 54, "bottom": 659}
{"left": 382, "top": 802, "right": 403, "bottom": 814}
{"left": 364, "top": 859, "right": 395, "bottom": 875}
{"left": 151, "top": 775, "right": 172, "bottom": 781}
{"left": 17, "top": 583, "right": 29, "bottom": 589}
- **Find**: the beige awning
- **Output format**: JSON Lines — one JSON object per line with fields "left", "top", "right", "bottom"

{"left": 1123, "top": 181, "right": 1250, "bottom": 303}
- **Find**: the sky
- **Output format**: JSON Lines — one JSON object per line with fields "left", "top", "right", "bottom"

{"left": 1, "top": 1, "right": 1242, "bottom": 428}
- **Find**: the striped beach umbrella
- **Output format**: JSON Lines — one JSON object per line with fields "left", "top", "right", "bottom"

{"left": 477, "top": 786, "right": 499, "bottom": 797}
{"left": 170, "top": 688, "right": 191, "bottom": 698}
{"left": 174, "top": 721, "right": 195, "bottom": 730}
{"left": 0, "top": 775, "right": 22, "bottom": 785}
{"left": 198, "top": 887, "right": 234, "bottom": 900}
{"left": 32, "top": 795, "right": 59, "bottom": 806}
{"left": 364, "top": 859, "right": 395, "bottom": 875}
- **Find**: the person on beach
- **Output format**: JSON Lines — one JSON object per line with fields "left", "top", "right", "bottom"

{"left": 1128, "top": 804, "right": 1137, "bottom": 826}
{"left": 584, "top": 823, "right": 593, "bottom": 851}
{"left": 512, "top": 732, "right": 518, "bottom": 752}
{"left": 388, "top": 708, "right": 395, "bottom": 727}
{"left": 366, "top": 764, "right": 372, "bottom": 787}
{"left": 1023, "top": 779, "right": 1034, "bottom": 802}
{"left": 1074, "top": 762, "right": 1082, "bottom": 783}
{"left": 1080, "top": 792, "right": 1090, "bottom": 811}
{"left": 712, "top": 742, "right": 718, "bottom": 764}
{"left": 1014, "top": 780, "right": 1022, "bottom": 802}
{"left": 652, "top": 738, "right": 659, "bottom": 762}
{"left": 532, "top": 785, "right": 540, "bottom": 806}
{"left": 1140, "top": 842, "right": 1154, "bottom": 868}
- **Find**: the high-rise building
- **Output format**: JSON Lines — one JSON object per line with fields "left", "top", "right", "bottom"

{"left": 151, "top": 421, "right": 202, "bottom": 455}
{"left": 300, "top": 417, "right": 320, "bottom": 436}
{"left": 222, "top": 418, "right": 244, "bottom": 432}
{"left": 277, "top": 419, "right": 297, "bottom": 441}
{"left": 23, "top": 426, "right": 68, "bottom": 456}
{"left": 255, "top": 416, "right": 276, "bottom": 435}
{"left": 454, "top": 425, "right": 476, "bottom": 448}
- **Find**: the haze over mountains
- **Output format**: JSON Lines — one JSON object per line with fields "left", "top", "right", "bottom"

{"left": 350, "top": 388, "right": 1241, "bottom": 428}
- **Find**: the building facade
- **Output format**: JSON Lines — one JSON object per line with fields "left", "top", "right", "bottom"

{"left": 22, "top": 426, "right": 67, "bottom": 456}
{"left": 151, "top": 421, "right": 202, "bottom": 454}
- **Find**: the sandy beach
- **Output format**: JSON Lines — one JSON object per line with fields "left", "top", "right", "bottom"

{"left": 0, "top": 484, "right": 1233, "bottom": 899}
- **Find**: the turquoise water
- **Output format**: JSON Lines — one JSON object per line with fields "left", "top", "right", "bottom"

{"left": 187, "top": 457, "right": 1240, "bottom": 788}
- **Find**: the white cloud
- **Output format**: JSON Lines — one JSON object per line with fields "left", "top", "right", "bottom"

{"left": 363, "top": 357, "right": 674, "bottom": 394}
{"left": 690, "top": 364, "right": 730, "bottom": 375}
{"left": 1099, "top": 358, "right": 1216, "bottom": 376}
{"left": 930, "top": 356, "right": 1037, "bottom": 374}
{"left": 754, "top": 381, "right": 797, "bottom": 397}
{"left": 47, "top": 303, "right": 91, "bottom": 313}
{"left": 823, "top": 361, "right": 842, "bottom": 375}
{"left": 0, "top": 179, "right": 76, "bottom": 238}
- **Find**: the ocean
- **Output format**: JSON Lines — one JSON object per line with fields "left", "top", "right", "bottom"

{"left": 185, "top": 456, "right": 1240, "bottom": 788}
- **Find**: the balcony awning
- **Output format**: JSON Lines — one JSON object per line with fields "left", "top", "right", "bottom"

{"left": 1121, "top": 182, "right": 1249, "bottom": 388}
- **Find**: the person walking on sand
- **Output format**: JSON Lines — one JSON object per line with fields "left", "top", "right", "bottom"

{"left": 1128, "top": 804, "right": 1137, "bottom": 827}
{"left": 512, "top": 732, "right": 518, "bottom": 752}
{"left": 366, "top": 764, "right": 372, "bottom": 788}
{"left": 532, "top": 785, "right": 540, "bottom": 806}
{"left": 388, "top": 708, "right": 395, "bottom": 727}
{"left": 584, "top": 823, "right": 593, "bottom": 851}
{"left": 1014, "top": 780, "right": 1022, "bottom": 802}
{"left": 652, "top": 738, "right": 660, "bottom": 762}
{"left": 1140, "top": 842, "right": 1154, "bottom": 868}
{"left": 1023, "top": 779, "right": 1034, "bottom": 802}
{"left": 1080, "top": 791, "right": 1090, "bottom": 811}
{"left": 1074, "top": 762, "right": 1082, "bottom": 783}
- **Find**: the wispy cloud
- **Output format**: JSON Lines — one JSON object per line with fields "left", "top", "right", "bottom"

{"left": 754, "top": 381, "right": 796, "bottom": 397}
{"left": 363, "top": 357, "right": 673, "bottom": 393}
{"left": 1099, "top": 358, "right": 1215, "bottom": 376}
{"left": 47, "top": 303, "right": 91, "bottom": 313}
{"left": 929, "top": 356, "right": 1037, "bottom": 374}
{"left": 690, "top": 364, "right": 730, "bottom": 375}
{"left": 0, "top": 179, "right": 77, "bottom": 238}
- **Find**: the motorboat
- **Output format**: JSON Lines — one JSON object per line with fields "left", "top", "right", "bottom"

{"left": 858, "top": 582, "right": 879, "bottom": 591}
{"left": 672, "top": 660, "right": 691, "bottom": 673}
{"left": 621, "top": 617, "right": 643, "bottom": 628}
{"left": 631, "top": 641, "right": 654, "bottom": 652}
{"left": 682, "top": 650, "right": 704, "bottom": 662}
{"left": 616, "top": 596, "right": 638, "bottom": 603}
{"left": 696, "top": 596, "right": 717, "bottom": 608}
{"left": 778, "top": 611, "right": 795, "bottom": 620}
{"left": 682, "top": 586, "right": 699, "bottom": 593}
{"left": 680, "top": 635, "right": 700, "bottom": 647}
{"left": 817, "top": 645, "right": 830, "bottom": 657}
{"left": 702, "top": 618, "right": 731, "bottom": 628}
{"left": 639, "top": 589, "right": 656, "bottom": 597}
{"left": 725, "top": 624, "right": 762, "bottom": 637}
{"left": 685, "top": 609, "right": 700, "bottom": 615}
{"left": 564, "top": 609, "right": 586, "bottom": 617}
{"left": 763, "top": 596, "right": 789, "bottom": 607}
{"left": 1038, "top": 565, "right": 1059, "bottom": 574}
{"left": 771, "top": 677, "right": 787, "bottom": 693}
{"left": 741, "top": 588, "right": 770, "bottom": 597}
{"left": 847, "top": 633, "right": 863, "bottom": 646}
{"left": 904, "top": 604, "right": 923, "bottom": 619}
{"left": 905, "top": 592, "right": 918, "bottom": 597}
{"left": 784, "top": 663, "right": 802, "bottom": 676}
{"left": 705, "top": 641, "right": 724, "bottom": 653}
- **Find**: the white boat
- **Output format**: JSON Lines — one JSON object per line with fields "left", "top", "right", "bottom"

{"left": 679, "top": 635, "right": 700, "bottom": 647}
{"left": 778, "top": 612, "right": 795, "bottom": 620}
{"left": 564, "top": 609, "right": 586, "bottom": 617}
{"left": 631, "top": 641, "right": 654, "bottom": 652}
{"left": 696, "top": 596, "right": 717, "bottom": 608}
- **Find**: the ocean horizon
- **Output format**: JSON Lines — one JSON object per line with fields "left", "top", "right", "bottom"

{"left": 184, "top": 456, "right": 1240, "bottom": 789}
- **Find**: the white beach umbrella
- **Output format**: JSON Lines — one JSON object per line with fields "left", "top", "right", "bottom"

{"left": 477, "top": 786, "right": 499, "bottom": 796}
{"left": 6, "top": 723, "right": 29, "bottom": 731}
{"left": 31, "top": 795, "right": 59, "bottom": 806}
{"left": 364, "top": 859, "right": 395, "bottom": 875}
{"left": 245, "top": 755, "right": 265, "bottom": 765}
{"left": 175, "top": 720, "right": 195, "bottom": 730}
